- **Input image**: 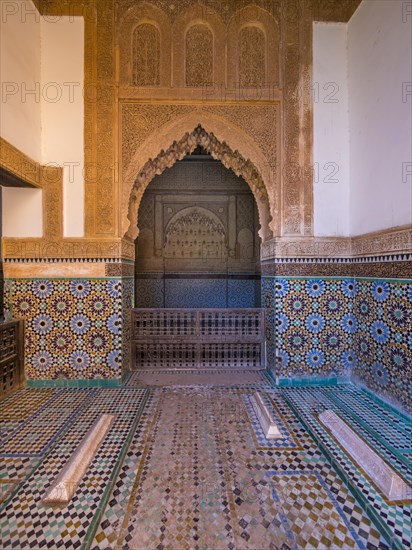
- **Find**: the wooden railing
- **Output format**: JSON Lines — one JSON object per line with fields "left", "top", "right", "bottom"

{"left": 0, "top": 320, "right": 24, "bottom": 398}
{"left": 131, "top": 308, "right": 265, "bottom": 370}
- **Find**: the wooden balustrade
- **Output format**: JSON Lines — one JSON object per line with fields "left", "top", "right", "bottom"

{"left": 131, "top": 308, "right": 265, "bottom": 370}
{"left": 0, "top": 319, "right": 24, "bottom": 398}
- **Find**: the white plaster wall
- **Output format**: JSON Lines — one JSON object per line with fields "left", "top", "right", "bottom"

{"left": 348, "top": 0, "right": 412, "bottom": 234}
{"left": 0, "top": 0, "right": 42, "bottom": 162}
{"left": 2, "top": 187, "right": 42, "bottom": 237}
{"left": 313, "top": 23, "right": 350, "bottom": 237}
{"left": 41, "top": 17, "right": 85, "bottom": 237}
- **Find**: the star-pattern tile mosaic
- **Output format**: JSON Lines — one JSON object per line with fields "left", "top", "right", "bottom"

{"left": 6, "top": 278, "right": 134, "bottom": 380}
{"left": 1, "top": 380, "right": 411, "bottom": 549}
{"left": 262, "top": 276, "right": 412, "bottom": 413}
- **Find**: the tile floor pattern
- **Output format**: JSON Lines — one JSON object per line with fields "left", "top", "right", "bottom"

{"left": 127, "top": 369, "right": 269, "bottom": 387}
{"left": 0, "top": 387, "right": 148, "bottom": 548}
{"left": 1, "top": 376, "right": 411, "bottom": 549}
{"left": 282, "top": 386, "right": 412, "bottom": 549}
{"left": 93, "top": 383, "right": 393, "bottom": 549}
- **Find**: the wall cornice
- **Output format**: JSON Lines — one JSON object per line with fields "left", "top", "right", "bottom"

{"left": 0, "top": 137, "right": 42, "bottom": 188}
{"left": 261, "top": 225, "right": 412, "bottom": 261}
{"left": 1, "top": 237, "right": 135, "bottom": 261}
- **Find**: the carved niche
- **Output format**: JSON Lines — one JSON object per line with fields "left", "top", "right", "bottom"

{"left": 132, "top": 23, "right": 160, "bottom": 86}
{"left": 239, "top": 26, "right": 266, "bottom": 87}
{"left": 164, "top": 207, "right": 226, "bottom": 260}
{"left": 227, "top": 6, "right": 279, "bottom": 88}
{"left": 185, "top": 24, "right": 213, "bottom": 87}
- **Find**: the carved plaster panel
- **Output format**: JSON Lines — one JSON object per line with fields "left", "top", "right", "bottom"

{"left": 185, "top": 25, "right": 214, "bottom": 87}
{"left": 164, "top": 207, "right": 226, "bottom": 259}
{"left": 132, "top": 23, "right": 160, "bottom": 86}
{"left": 120, "top": 103, "right": 279, "bottom": 242}
{"left": 30, "top": 0, "right": 362, "bottom": 252}
{"left": 122, "top": 120, "right": 273, "bottom": 242}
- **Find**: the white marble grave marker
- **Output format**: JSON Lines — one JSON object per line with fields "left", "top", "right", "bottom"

{"left": 250, "top": 392, "right": 282, "bottom": 439}
{"left": 43, "top": 414, "right": 115, "bottom": 504}
{"left": 319, "top": 409, "right": 410, "bottom": 502}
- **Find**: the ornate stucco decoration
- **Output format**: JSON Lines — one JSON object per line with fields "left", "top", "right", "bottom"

{"left": 125, "top": 124, "right": 273, "bottom": 242}
{"left": 164, "top": 207, "right": 226, "bottom": 260}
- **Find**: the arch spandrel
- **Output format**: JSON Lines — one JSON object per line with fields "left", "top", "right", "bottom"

{"left": 121, "top": 113, "right": 276, "bottom": 242}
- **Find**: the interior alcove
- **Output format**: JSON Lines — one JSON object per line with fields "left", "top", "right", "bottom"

{"left": 134, "top": 146, "right": 261, "bottom": 308}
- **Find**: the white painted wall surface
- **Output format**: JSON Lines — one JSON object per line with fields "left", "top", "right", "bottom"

{"left": 313, "top": 23, "right": 350, "bottom": 237}
{"left": 348, "top": 0, "right": 412, "bottom": 234}
{"left": 41, "top": 17, "right": 85, "bottom": 237}
{"left": 0, "top": 0, "right": 42, "bottom": 162}
{"left": 2, "top": 187, "right": 43, "bottom": 237}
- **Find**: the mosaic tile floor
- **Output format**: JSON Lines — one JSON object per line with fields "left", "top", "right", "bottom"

{"left": 1, "top": 379, "right": 411, "bottom": 549}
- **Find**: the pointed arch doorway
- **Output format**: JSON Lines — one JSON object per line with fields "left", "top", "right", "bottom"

{"left": 135, "top": 145, "right": 261, "bottom": 309}
{"left": 127, "top": 125, "right": 272, "bottom": 371}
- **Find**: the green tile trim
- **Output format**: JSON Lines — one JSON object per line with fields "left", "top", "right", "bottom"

{"left": 358, "top": 385, "right": 412, "bottom": 424}
{"left": 263, "top": 368, "right": 277, "bottom": 386}
{"left": 121, "top": 371, "right": 132, "bottom": 385}
{"left": 263, "top": 369, "right": 352, "bottom": 388}
{"left": 276, "top": 376, "right": 350, "bottom": 387}
{"left": 261, "top": 275, "right": 353, "bottom": 281}
{"left": 26, "top": 379, "right": 122, "bottom": 388}
{"left": 261, "top": 275, "right": 412, "bottom": 284}
{"left": 281, "top": 392, "right": 400, "bottom": 550}
{"left": 325, "top": 391, "right": 412, "bottom": 470}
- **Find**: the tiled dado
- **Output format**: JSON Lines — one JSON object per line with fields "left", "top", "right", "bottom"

{"left": 262, "top": 277, "right": 354, "bottom": 378}
{"left": 262, "top": 275, "right": 412, "bottom": 414}
{"left": 4, "top": 277, "right": 134, "bottom": 380}
{"left": 352, "top": 279, "right": 412, "bottom": 414}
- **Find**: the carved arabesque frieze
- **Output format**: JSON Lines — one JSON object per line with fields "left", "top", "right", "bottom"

{"left": 0, "top": 137, "right": 41, "bottom": 188}
{"left": 261, "top": 226, "right": 412, "bottom": 260}
{"left": 2, "top": 237, "right": 135, "bottom": 261}
{"left": 351, "top": 226, "right": 412, "bottom": 258}
{"left": 117, "top": 0, "right": 280, "bottom": 26}
{"left": 126, "top": 125, "right": 272, "bottom": 242}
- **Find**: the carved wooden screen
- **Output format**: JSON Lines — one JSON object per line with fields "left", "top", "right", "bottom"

{"left": 131, "top": 308, "right": 265, "bottom": 370}
{"left": 0, "top": 320, "right": 24, "bottom": 398}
